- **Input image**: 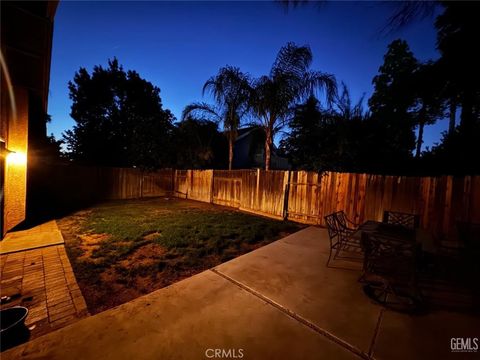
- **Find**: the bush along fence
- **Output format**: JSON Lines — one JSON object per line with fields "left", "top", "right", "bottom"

{"left": 30, "top": 164, "right": 480, "bottom": 243}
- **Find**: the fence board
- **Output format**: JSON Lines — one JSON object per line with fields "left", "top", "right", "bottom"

{"left": 174, "top": 170, "right": 188, "bottom": 197}
{"left": 212, "top": 170, "right": 242, "bottom": 208}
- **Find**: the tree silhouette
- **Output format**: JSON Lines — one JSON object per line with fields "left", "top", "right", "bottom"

{"left": 182, "top": 66, "right": 251, "bottom": 170}
{"left": 174, "top": 116, "right": 228, "bottom": 169}
{"left": 277, "top": 1, "right": 479, "bottom": 175}
{"left": 410, "top": 61, "right": 445, "bottom": 157}
{"left": 250, "top": 42, "right": 336, "bottom": 170}
{"left": 280, "top": 96, "right": 325, "bottom": 170}
{"left": 435, "top": 2, "right": 480, "bottom": 132}
{"left": 280, "top": 86, "right": 373, "bottom": 173}
{"left": 64, "top": 58, "right": 175, "bottom": 169}
{"left": 333, "top": 82, "right": 368, "bottom": 122}
{"left": 368, "top": 39, "right": 418, "bottom": 164}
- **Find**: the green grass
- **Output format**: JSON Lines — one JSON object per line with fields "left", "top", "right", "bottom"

{"left": 60, "top": 198, "right": 303, "bottom": 313}
{"left": 81, "top": 198, "right": 299, "bottom": 260}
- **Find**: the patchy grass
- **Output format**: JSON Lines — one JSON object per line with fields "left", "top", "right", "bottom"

{"left": 58, "top": 198, "right": 303, "bottom": 314}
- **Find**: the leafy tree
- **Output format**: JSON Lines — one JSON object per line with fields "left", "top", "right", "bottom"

{"left": 64, "top": 58, "right": 175, "bottom": 169}
{"left": 250, "top": 42, "right": 336, "bottom": 170}
{"left": 281, "top": 86, "right": 373, "bottom": 172}
{"left": 416, "top": 2, "right": 480, "bottom": 175}
{"left": 280, "top": 96, "right": 325, "bottom": 170}
{"left": 409, "top": 61, "right": 445, "bottom": 157}
{"left": 174, "top": 117, "right": 228, "bottom": 169}
{"left": 382, "top": 2, "right": 480, "bottom": 173}
{"left": 368, "top": 39, "right": 418, "bottom": 165}
{"left": 421, "top": 121, "right": 480, "bottom": 175}
{"left": 182, "top": 66, "right": 251, "bottom": 170}
{"left": 435, "top": 2, "right": 480, "bottom": 132}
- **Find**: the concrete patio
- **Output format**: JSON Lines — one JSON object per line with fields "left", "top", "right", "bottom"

{"left": 3, "top": 226, "right": 478, "bottom": 359}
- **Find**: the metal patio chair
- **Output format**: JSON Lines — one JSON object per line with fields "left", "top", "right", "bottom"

{"left": 324, "top": 211, "right": 362, "bottom": 267}
{"left": 383, "top": 211, "right": 420, "bottom": 230}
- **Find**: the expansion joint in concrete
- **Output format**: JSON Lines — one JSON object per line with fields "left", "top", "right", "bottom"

{"left": 210, "top": 268, "right": 371, "bottom": 360}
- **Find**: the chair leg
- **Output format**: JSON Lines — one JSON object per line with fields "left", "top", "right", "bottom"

{"left": 358, "top": 272, "right": 366, "bottom": 283}
{"left": 327, "top": 246, "right": 333, "bottom": 267}
{"left": 333, "top": 240, "right": 343, "bottom": 261}
{"left": 327, "top": 242, "right": 340, "bottom": 267}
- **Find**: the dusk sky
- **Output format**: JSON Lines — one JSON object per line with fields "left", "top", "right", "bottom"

{"left": 47, "top": 1, "right": 446, "bottom": 149}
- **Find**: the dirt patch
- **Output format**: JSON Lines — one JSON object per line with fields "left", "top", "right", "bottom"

{"left": 119, "top": 242, "right": 166, "bottom": 268}
{"left": 77, "top": 233, "right": 109, "bottom": 260}
{"left": 81, "top": 269, "right": 142, "bottom": 313}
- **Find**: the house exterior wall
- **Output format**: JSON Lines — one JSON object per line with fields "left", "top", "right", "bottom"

{"left": 1, "top": 1, "right": 57, "bottom": 236}
{"left": 232, "top": 135, "right": 252, "bottom": 169}
{"left": 3, "top": 88, "right": 28, "bottom": 233}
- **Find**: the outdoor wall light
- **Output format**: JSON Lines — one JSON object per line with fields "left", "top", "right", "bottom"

{"left": 0, "top": 139, "right": 26, "bottom": 165}
{"left": 0, "top": 138, "right": 11, "bottom": 158}
{"left": 6, "top": 151, "right": 27, "bottom": 166}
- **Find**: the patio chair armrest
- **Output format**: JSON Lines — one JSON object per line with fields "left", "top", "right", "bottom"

{"left": 345, "top": 217, "right": 360, "bottom": 228}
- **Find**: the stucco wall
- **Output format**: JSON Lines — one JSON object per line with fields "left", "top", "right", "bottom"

{"left": 3, "top": 87, "right": 28, "bottom": 233}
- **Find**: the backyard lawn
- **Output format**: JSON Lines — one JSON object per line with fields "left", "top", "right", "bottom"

{"left": 58, "top": 197, "right": 303, "bottom": 314}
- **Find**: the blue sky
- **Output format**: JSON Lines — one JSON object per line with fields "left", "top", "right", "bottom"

{"left": 48, "top": 1, "right": 447, "bottom": 149}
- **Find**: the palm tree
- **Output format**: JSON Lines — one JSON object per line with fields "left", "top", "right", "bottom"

{"left": 182, "top": 66, "right": 251, "bottom": 170}
{"left": 250, "top": 42, "right": 336, "bottom": 170}
{"left": 333, "top": 82, "right": 368, "bottom": 121}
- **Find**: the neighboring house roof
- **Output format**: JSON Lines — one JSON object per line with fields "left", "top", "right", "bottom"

{"left": 235, "top": 127, "right": 259, "bottom": 141}
{"left": 232, "top": 126, "right": 290, "bottom": 170}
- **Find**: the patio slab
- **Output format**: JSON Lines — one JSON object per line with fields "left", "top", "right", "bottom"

{"left": 214, "top": 226, "right": 381, "bottom": 356}
{"left": 3, "top": 270, "right": 359, "bottom": 360}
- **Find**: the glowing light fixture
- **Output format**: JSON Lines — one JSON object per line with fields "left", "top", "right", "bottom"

{"left": 6, "top": 151, "right": 27, "bottom": 166}
{"left": 1, "top": 138, "right": 26, "bottom": 166}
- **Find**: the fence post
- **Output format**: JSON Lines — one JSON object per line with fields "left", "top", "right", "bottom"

{"left": 282, "top": 170, "right": 291, "bottom": 220}
{"left": 255, "top": 168, "right": 260, "bottom": 211}
{"left": 209, "top": 170, "right": 214, "bottom": 204}
{"left": 140, "top": 170, "right": 144, "bottom": 198}
{"left": 186, "top": 170, "right": 191, "bottom": 199}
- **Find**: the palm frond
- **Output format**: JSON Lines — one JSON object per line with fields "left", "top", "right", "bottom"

{"left": 383, "top": 1, "right": 437, "bottom": 34}
{"left": 202, "top": 77, "right": 218, "bottom": 98}
{"left": 181, "top": 102, "right": 222, "bottom": 123}
{"left": 303, "top": 71, "right": 337, "bottom": 105}
{"left": 201, "top": 66, "right": 253, "bottom": 132}
{"left": 271, "top": 42, "right": 313, "bottom": 78}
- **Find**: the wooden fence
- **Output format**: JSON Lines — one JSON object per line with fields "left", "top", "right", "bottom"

{"left": 28, "top": 165, "right": 174, "bottom": 213}
{"left": 32, "top": 164, "right": 480, "bottom": 242}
